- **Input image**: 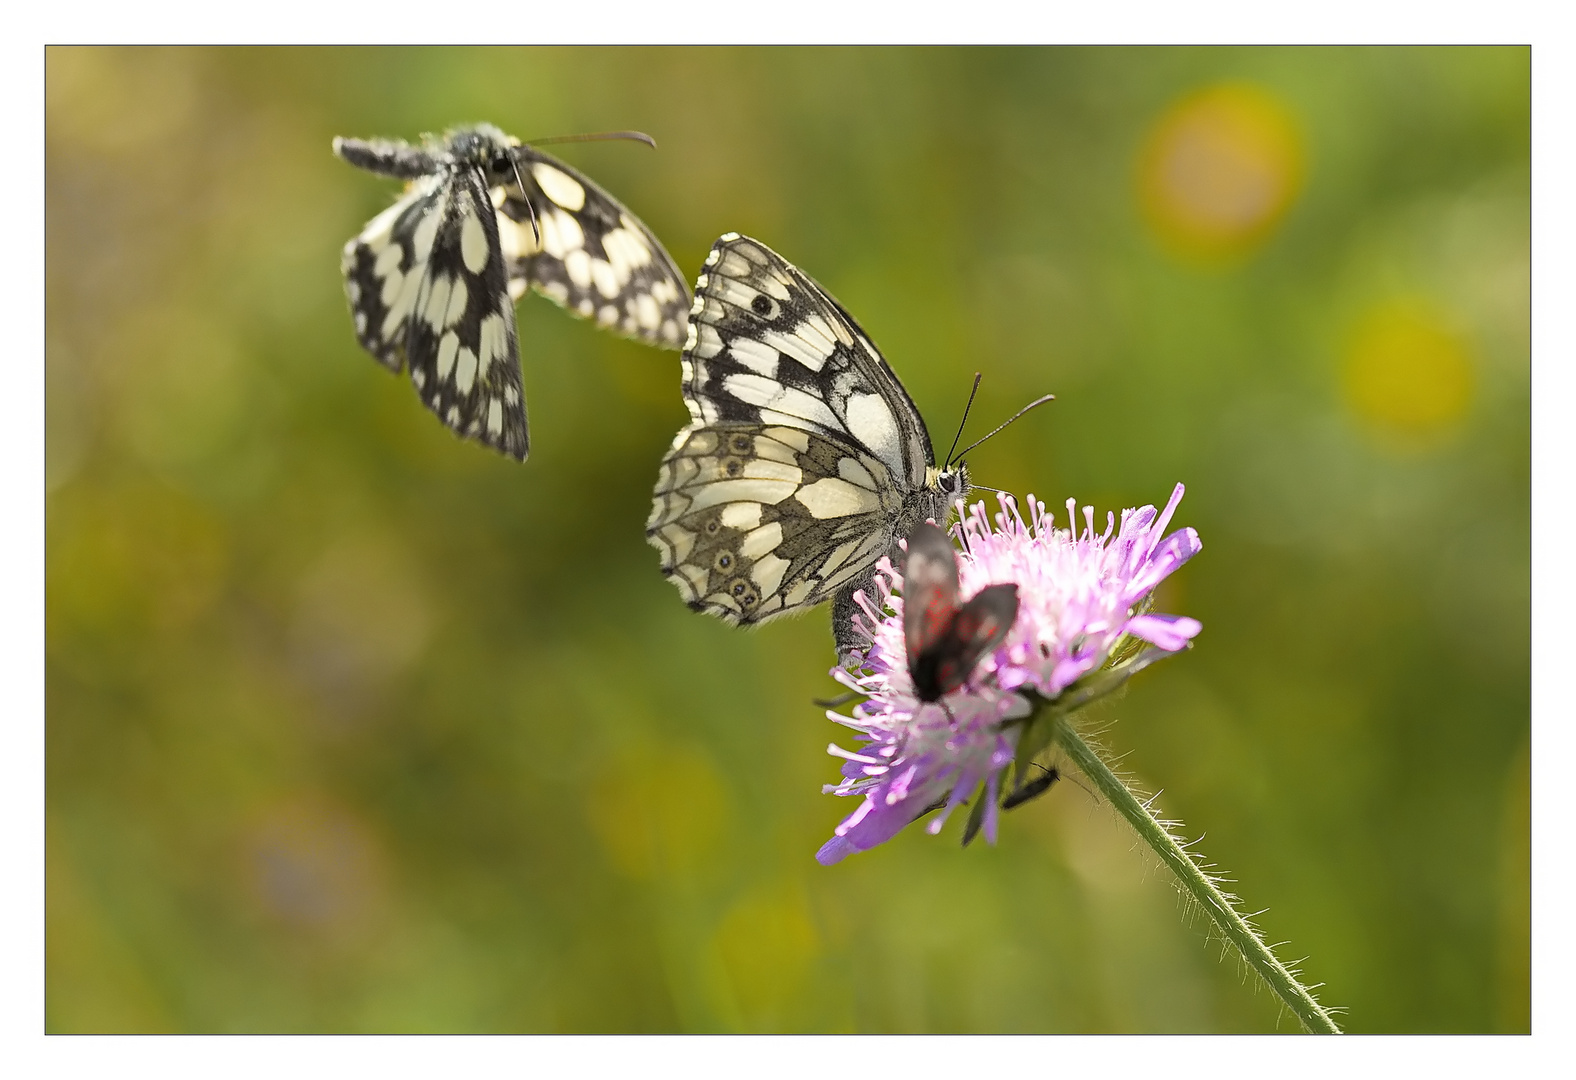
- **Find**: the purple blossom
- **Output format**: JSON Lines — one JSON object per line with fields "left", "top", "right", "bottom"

{"left": 817, "top": 484, "right": 1203, "bottom": 865}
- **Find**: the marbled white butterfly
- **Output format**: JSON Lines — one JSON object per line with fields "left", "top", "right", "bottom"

{"left": 336, "top": 123, "right": 690, "bottom": 461}
{"left": 647, "top": 234, "right": 1033, "bottom": 660}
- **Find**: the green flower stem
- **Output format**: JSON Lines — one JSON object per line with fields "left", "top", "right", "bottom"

{"left": 1047, "top": 710, "right": 1342, "bottom": 1034}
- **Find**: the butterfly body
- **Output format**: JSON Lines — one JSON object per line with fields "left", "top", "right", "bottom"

{"left": 646, "top": 234, "right": 970, "bottom": 659}
{"left": 336, "top": 123, "right": 689, "bottom": 461}
{"left": 901, "top": 521, "right": 1019, "bottom": 702}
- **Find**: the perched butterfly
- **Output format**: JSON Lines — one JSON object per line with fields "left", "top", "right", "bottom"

{"left": 335, "top": 123, "right": 690, "bottom": 461}
{"left": 646, "top": 234, "right": 1048, "bottom": 659}
{"left": 901, "top": 521, "right": 1020, "bottom": 703}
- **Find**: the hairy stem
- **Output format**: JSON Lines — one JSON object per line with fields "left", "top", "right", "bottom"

{"left": 1047, "top": 710, "right": 1342, "bottom": 1034}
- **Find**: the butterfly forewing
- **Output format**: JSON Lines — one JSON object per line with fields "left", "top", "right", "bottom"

{"left": 680, "top": 236, "right": 931, "bottom": 484}
{"left": 495, "top": 148, "right": 689, "bottom": 350}
{"left": 401, "top": 168, "right": 529, "bottom": 459}
{"left": 647, "top": 234, "right": 967, "bottom": 657}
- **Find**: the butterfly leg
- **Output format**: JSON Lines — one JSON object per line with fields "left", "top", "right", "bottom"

{"left": 832, "top": 568, "right": 883, "bottom": 667}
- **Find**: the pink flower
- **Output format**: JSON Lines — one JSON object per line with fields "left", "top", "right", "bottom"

{"left": 817, "top": 485, "right": 1202, "bottom": 865}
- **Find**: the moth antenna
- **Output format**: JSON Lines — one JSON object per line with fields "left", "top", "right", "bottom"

{"left": 526, "top": 130, "right": 658, "bottom": 150}
{"left": 813, "top": 690, "right": 859, "bottom": 709}
{"left": 943, "top": 373, "right": 984, "bottom": 470}
{"left": 952, "top": 394, "right": 1055, "bottom": 462}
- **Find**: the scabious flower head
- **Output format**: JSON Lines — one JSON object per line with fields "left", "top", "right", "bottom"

{"left": 817, "top": 484, "right": 1203, "bottom": 865}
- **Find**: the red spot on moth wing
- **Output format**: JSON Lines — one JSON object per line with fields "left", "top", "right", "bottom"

{"left": 902, "top": 522, "right": 962, "bottom": 660}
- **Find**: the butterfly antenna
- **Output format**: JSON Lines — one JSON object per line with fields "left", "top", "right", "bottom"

{"left": 952, "top": 394, "right": 1056, "bottom": 462}
{"left": 526, "top": 130, "right": 658, "bottom": 150}
{"left": 943, "top": 373, "right": 984, "bottom": 470}
{"left": 507, "top": 158, "right": 542, "bottom": 246}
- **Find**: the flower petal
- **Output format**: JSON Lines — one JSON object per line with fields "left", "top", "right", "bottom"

{"left": 1126, "top": 613, "right": 1203, "bottom": 651}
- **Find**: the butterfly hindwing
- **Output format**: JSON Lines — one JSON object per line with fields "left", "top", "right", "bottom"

{"left": 340, "top": 176, "right": 447, "bottom": 374}
{"left": 647, "top": 234, "right": 970, "bottom": 657}
{"left": 495, "top": 147, "right": 689, "bottom": 350}
{"left": 647, "top": 423, "right": 903, "bottom": 623}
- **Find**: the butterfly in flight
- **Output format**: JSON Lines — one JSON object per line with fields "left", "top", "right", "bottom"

{"left": 336, "top": 123, "right": 690, "bottom": 461}
{"left": 646, "top": 233, "right": 1050, "bottom": 660}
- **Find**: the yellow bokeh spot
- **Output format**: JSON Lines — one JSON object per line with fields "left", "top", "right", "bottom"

{"left": 713, "top": 885, "right": 819, "bottom": 1029}
{"left": 1343, "top": 301, "right": 1474, "bottom": 443}
{"left": 585, "top": 745, "right": 729, "bottom": 880}
{"left": 1139, "top": 83, "right": 1304, "bottom": 260}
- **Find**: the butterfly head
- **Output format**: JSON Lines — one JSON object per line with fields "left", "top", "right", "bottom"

{"left": 925, "top": 461, "right": 972, "bottom": 524}
{"left": 445, "top": 124, "right": 522, "bottom": 184}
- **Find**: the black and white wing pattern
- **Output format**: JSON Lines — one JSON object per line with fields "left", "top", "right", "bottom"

{"left": 336, "top": 124, "right": 689, "bottom": 461}
{"left": 646, "top": 234, "right": 970, "bottom": 659}
{"left": 493, "top": 149, "right": 689, "bottom": 349}
{"left": 339, "top": 143, "right": 528, "bottom": 459}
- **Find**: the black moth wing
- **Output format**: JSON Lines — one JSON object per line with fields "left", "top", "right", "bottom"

{"left": 495, "top": 145, "right": 690, "bottom": 350}
{"left": 902, "top": 521, "right": 963, "bottom": 670}
{"left": 903, "top": 523, "right": 1019, "bottom": 702}
{"left": 403, "top": 167, "right": 530, "bottom": 460}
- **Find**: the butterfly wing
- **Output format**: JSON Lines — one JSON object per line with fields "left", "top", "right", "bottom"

{"left": 341, "top": 175, "right": 446, "bottom": 374}
{"left": 341, "top": 165, "right": 530, "bottom": 460}
{"left": 401, "top": 167, "right": 530, "bottom": 460}
{"left": 647, "top": 234, "right": 940, "bottom": 635}
{"left": 647, "top": 422, "right": 905, "bottom": 624}
{"left": 679, "top": 234, "right": 934, "bottom": 485}
{"left": 495, "top": 147, "right": 689, "bottom": 350}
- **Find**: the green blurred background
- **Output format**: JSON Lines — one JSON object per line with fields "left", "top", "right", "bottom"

{"left": 45, "top": 46, "right": 1529, "bottom": 1033}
